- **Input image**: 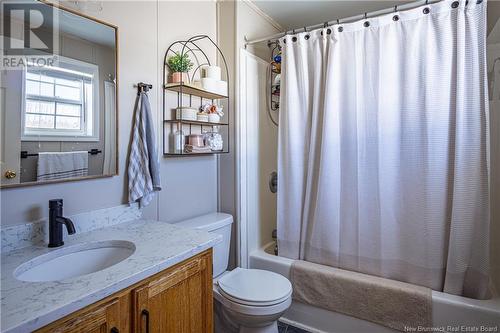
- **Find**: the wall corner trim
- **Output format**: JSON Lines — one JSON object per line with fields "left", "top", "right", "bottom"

{"left": 242, "top": 0, "right": 284, "bottom": 32}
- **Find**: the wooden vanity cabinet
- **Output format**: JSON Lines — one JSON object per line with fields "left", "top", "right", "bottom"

{"left": 34, "top": 249, "right": 213, "bottom": 333}
{"left": 34, "top": 292, "right": 130, "bottom": 333}
{"left": 132, "top": 250, "right": 213, "bottom": 333}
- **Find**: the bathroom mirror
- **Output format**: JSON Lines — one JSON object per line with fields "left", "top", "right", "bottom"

{"left": 0, "top": 0, "right": 118, "bottom": 188}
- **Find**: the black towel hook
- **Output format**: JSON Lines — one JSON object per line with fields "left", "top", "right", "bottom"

{"left": 137, "top": 82, "right": 152, "bottom": 95}
{"left": 394, "top": 5, "right": 398, "bottom": 12}
{"left": 364, "top": 12, "right": 367, "bottom": 20}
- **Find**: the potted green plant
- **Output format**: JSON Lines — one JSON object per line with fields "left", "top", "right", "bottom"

{"left": 167, "top": 53, "right": 194, "bottom": 83}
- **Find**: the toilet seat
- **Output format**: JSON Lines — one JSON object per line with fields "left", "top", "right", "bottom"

{"left": 217, "top": 268, "right": 292, "bottom": 307}
{"left": 213, "top": 284, "right": 292, "bottom": 317}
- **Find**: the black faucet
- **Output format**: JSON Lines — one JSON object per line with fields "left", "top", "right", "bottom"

{"left": 48, "top": 199, "right": 76, "bottom": 248}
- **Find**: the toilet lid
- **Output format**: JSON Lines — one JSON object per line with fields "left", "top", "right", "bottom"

{"left": 217, "top": 268, "right": 292, "bottom": 306}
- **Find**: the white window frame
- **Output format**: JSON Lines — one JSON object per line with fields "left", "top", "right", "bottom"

{"left": 21, "top": 56, "right": 100, "bottom": 142}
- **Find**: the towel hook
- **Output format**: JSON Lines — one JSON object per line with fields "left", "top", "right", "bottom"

{"left": 394, "top": 5, "right": 398, "bottom": 12}
{"left": 137, "top": 82, "right": 153, "bottom": 95}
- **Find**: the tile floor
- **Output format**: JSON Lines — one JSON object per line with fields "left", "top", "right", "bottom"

{"left": 278, "top": 321, "right": 311, "bottom": 333}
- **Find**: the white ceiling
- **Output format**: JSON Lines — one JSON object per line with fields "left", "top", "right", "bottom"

{"left": 10, "top": 0, "right": 116, "bottom": 48}
{"left": 252, "top": 0, "right": 413, "bottom": 31}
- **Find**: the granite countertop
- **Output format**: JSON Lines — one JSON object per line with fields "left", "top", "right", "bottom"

{"left": 1, "top": 219, "right": 221, "bottom": 333}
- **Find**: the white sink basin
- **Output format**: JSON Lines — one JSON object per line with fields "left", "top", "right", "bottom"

{"left": 14, "top": 240, "right": 136, "bottom": 282}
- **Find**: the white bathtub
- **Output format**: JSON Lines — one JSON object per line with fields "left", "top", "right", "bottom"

{"left": 249, "top": 242, "right": 500, "bottom": 333}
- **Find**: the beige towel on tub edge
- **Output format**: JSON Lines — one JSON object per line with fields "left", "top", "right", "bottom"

{"left": 290, "top": 260, "right": 432, "bottom": 332}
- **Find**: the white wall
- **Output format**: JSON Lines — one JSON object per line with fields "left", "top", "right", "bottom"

{"left": 217, "top": 0, "right": 238, "bottom": 268}
{"left": 217, "top": 0, "right": 281, "bottom": 267}
{"left": 237, "top": 1, "right": 281, "bottom": 258}
{"left": 0, "top": 1, "right": 218, "bottom": 226}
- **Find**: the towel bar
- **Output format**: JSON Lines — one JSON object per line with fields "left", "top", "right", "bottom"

{"left": 20, "top": 149, "right": 102, "bottom": 159}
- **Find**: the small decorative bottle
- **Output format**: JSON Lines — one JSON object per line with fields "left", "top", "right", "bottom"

{"left": 173, "top": 129, "right": 185, "bottom": 153}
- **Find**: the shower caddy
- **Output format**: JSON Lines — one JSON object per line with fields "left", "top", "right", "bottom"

{"left": 267, "top": 41, "right": 281, "bottom": 126}
{"left": 163, "top": 35, "right": 230, "bottom": 156}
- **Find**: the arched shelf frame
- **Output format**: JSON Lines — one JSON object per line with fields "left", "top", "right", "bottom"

{"left": 163, "top": 35, "right": 230, "bottom": 85}
{"left": 162, "top": 35, "right": 230, "bottom": 157}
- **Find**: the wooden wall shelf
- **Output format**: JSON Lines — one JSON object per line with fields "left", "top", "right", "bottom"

{"left": 164, "top": 83, "right": 228, "bottom": 100}
{"left": 162, "top": 35, "right": 230, "bottom": 157}
{"left": 164, "top": 119, "right": 229, "bottom": 126}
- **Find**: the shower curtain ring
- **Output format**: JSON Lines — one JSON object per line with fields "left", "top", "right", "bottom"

{"left": 426, "top": 0, "right": 429, "bottom": 4}
{"left": 324, "top": 22, "right": 328, "bottom": 28}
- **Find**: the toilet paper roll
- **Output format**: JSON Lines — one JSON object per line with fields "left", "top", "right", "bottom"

{"left": 208, "top": 114, "right": 221, "bottom": 123}
{"left": 202, "top": 66, "right": 222, "bottom": 81}
{"left": 215, "top": 80, "right": 228, "bottom": 96}
{"left": 201, "top": 77, "right": 218, "bottom": 93}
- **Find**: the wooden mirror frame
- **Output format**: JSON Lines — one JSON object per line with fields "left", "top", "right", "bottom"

{"left": 1, "top": 0, "right": 119, "bottom": 189}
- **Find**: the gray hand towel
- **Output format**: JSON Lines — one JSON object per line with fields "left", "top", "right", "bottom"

{"left": 128, "top": 92, "right": 161, "bottom": 207}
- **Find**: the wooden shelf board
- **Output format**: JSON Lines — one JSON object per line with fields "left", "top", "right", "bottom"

{"left": 164, "top": 119, "right": 228, "bottom": 126}
{"left": 164, "top": 151, "right": 228, "bottom": 157}
{"left": 164, "top": 83, "right": 228, "bottom": 100}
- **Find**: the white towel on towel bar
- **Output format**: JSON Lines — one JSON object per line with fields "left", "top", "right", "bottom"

{"left": 128, "top": 91, "right": 161, "bottom": 207}
{"left": 37, "top": 151, "right": 88, "bottom": 181}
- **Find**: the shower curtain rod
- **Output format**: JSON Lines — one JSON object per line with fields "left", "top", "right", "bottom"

{"left": 244, "top": 0, "right": 443, "bottom": 46}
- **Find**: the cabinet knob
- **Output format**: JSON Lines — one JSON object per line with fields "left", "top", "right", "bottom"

{"left": 110, "top": 328, "right": 119, "bottom": 333}
{"left": 4, "top": 170, "right": 16, "bottom": 179}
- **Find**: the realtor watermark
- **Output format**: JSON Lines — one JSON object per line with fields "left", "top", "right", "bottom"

{"left": 404, "top": 326, "right": 499, "bottom": 332}
{"left": 1, "top": 1, "right": 59, "bottom": 69}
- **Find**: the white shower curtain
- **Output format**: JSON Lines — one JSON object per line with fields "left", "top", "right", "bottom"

{"left": 278, "top": 0, "right": 490, "bottom": 299}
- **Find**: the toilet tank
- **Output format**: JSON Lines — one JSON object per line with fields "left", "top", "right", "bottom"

{"left": 173, "top": 213, "right": 233, "bottom": 278}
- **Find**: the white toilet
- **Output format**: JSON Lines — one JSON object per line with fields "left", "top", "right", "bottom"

{"left": 175, "top": 213, "right": 292, "bottom": 333}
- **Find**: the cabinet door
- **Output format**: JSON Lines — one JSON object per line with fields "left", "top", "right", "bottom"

{"left": 35, "top": 297, "right": 122, "bottom": 333}
{"left": 132, "top": 250, "right": 213, "bottom": 333}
